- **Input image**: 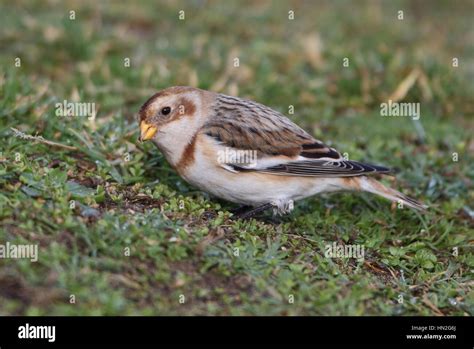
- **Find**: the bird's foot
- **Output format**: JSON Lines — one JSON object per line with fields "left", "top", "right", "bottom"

{"left": 271, "top": 199, "right": 295, "bottom": 216}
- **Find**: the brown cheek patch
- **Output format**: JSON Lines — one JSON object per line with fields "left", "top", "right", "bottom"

{"left": 175, "top": 97, "right": 196, "bottom": 119}
{"left": 176, "top": 133, "right": 197, "bottom": 174}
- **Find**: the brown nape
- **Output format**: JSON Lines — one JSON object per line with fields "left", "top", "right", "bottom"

{"left": 176, "top": 134, "right": 197, "bottom": 173}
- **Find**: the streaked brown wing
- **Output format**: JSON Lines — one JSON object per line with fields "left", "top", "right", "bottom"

{"left": 202, "top": 93, "right": 342, "bottom": 160}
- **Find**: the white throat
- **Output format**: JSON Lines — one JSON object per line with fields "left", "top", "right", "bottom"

{"left": 152, "top": 95, "right": 204, "bottom": 167}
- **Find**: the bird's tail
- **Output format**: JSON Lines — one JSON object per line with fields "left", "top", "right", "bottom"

{"left": 356, "top": 176, "right": 428, "bottom": 211}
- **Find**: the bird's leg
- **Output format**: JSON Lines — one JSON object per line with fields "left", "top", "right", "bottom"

{"left": 230, "top": 205, "right": 253, "bottom": 216}
{"left": 232, "top": 203, "right": 273, "bottom": 220}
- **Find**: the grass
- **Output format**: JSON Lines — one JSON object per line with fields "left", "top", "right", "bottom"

{"left": 0, "top": 0, "right": 473, "bottom": 316}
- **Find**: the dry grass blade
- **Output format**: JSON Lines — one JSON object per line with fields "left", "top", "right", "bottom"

{"left": 10, "top": 127, "right": 78, "bottom": 151}
{"left": 388, "top": 68, "right": 421, "bottom": 102}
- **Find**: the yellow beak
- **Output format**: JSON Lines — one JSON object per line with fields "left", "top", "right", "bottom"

{"left": 139, "top": 121, "right": 158, "bottom": 142}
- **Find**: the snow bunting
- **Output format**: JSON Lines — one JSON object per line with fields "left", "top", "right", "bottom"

{"left": 138, "top": 86, "right": 427, "bottom": 217}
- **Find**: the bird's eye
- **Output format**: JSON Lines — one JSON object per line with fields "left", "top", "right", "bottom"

{"left": 161, "top": 107, "right": 171, "bottom": 115}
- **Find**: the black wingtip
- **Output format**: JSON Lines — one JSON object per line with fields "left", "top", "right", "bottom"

{"left": 352, "top": 161, "right": 392, "bottom": 175}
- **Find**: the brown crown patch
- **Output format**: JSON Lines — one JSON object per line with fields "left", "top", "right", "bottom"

{"left": 139, "top": 86, "right": 196, "bottom": 121}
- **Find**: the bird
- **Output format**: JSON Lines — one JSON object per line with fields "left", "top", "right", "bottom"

{"left": 138, "top": 86, "right": 427, "bottom": 218}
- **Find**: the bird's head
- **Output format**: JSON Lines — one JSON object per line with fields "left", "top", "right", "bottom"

{"left": 138, "top": 86, "right": 200, "bottom": 142}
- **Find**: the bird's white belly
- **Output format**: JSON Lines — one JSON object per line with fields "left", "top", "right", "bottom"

{"left": 181, "top": 150, "right": 341, "bottom": 206}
